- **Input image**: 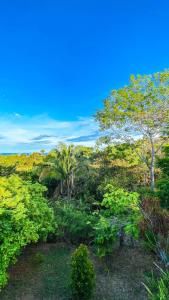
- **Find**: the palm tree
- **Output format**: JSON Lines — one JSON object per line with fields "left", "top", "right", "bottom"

{"left": 39, "top": 143, "right": 77, "bottom": 199}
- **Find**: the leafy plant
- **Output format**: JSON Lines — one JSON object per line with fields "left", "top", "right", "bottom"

{"left": 102, "top": 184, "right": 140, "bottom": 216}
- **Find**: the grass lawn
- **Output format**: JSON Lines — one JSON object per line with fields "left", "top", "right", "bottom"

{"left": 1, "top": 242, "right": 154, "bottom": 300}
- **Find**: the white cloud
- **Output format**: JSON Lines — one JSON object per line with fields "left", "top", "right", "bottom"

{"left": 0, "top": 113, "right": 99, "bottom": 152}
{"left": 13, "top": 112, "right": 23, "bottom": 118}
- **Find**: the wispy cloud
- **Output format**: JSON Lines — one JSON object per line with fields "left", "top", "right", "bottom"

{"left": 31, "top": 135, "right": 58, "bottom": 141}
{"left": 0, "top": 113, "right": 99, "bottom": 152}
{"left": 67, "top": 131, "right": 101, "bottom": 142}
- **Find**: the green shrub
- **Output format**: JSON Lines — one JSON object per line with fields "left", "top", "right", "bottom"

{"left": 0, "top": 175, "right": 55, "bottom": 289}
{"left": 71, "top": 244, "right": 95, "bottom": 299}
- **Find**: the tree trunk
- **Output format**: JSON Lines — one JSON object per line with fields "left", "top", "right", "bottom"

{"left": 150, "top": 136, "right": 155, "bottom": 191}
{"left": 60, "top": 180, "right": 63, "bottom": 195}
{"left": 71, "top": 171, "right": 74, "bottom": 190}
{"left": 67, "top": 178, "right": 71, "bottom": 199}
{"left": 119, "top": 226, "right": 125, "bottom": 249}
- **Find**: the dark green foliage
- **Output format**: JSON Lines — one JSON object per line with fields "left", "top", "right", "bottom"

{"left": 158, "top": 146, "right": 169, "bottom": 177}
{"left": 157, "top": 145, "right": 169, "bottom": 209}
{"left": 157, "top": 178, "right": 169, "bottom": 209}
{"left": 71, "top": 244, "right": 95, "bottom": 300}
{"left": 54, "top": 201, "right": 96, "bottom": 243}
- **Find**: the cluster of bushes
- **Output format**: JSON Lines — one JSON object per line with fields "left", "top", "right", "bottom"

{"left": 0, "top": 175, "right": 55, "bottom": 289}
{"left": 52, "top": 184, "right": 141, "bottom": 257}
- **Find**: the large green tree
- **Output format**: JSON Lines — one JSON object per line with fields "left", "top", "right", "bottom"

{"left": 0, "top": 175, "right": 54, "bottom": 288}
{"left": 96, "top": 71, "right": 169, "bottom": 190}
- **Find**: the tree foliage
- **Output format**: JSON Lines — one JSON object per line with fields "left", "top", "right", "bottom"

{"left": 96, "top": 71, "right": 169, "bottom": 190}
{"left": 0, "top": 175, "right": 55, "bottom": 288}
{"left": 0, "top": 153, "right": 44, "bottom": 179}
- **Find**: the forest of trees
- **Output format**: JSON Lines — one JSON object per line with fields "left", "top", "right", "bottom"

{"left": 0, "top": 70, "right": 169, "bottom": 299}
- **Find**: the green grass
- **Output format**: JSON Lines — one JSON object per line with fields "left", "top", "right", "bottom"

{"left": 37, "top": 246, "right": 71, "bottom": 299}
{"left": 1, "top": 243, "right": 72, "bottom": 300}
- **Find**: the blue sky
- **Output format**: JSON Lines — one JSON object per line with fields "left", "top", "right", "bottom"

{"left": 0, "top": 0, "right": 169, "bottom": 152}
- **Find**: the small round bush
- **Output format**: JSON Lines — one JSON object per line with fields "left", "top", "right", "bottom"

{"left": 71, "top": 244, "right": 95, "bottom": 299}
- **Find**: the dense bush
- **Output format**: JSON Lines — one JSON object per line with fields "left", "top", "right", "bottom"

{"left": 0, "top": 175, "right": 55, "bottom": 289}
{"left": 54, "top": 201, "right": 96, "bottom": 243}
{"left": 71, "top": 244, "right": 95, "bottom": 299}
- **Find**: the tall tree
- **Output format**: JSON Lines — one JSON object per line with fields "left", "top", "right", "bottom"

{"left": 96, "top": 71, "right": 169, "bottom": 190}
